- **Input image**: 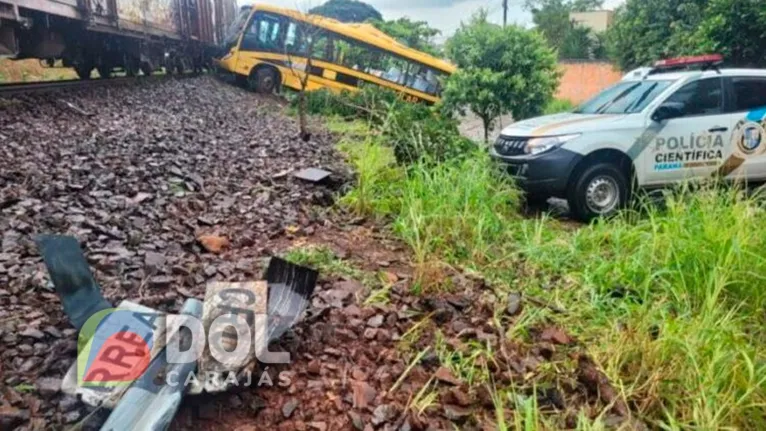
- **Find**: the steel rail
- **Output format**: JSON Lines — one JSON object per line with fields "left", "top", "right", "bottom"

{"left": 0, "top": 74, "right": 189, "bottom": 96}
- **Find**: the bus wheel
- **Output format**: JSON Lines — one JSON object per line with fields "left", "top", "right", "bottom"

{"left": 567, "top": 162, "right": 629, "bottom": 221}
{"left": 251, "top": 67, "right": 278, "bottom": 94}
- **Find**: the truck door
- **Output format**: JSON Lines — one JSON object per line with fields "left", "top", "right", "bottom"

{"left": 644, "top": 77, "right": 736, "bottom": 184}
{"left": 720, "top": 76, "right": 766, "bottom": 181}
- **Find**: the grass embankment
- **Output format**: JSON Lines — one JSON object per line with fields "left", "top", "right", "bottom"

{"left": 327, "top": 113, "right": 766, "bottom": 429}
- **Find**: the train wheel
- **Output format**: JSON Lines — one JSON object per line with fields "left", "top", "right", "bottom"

{"left": 125, "top": 57, "right": 139, "bottom": 77}
{"left": 251, "top": 67, "right": 278, "bottom": 94}
{"left": 75, "top": 63, "right": 93, "bottom": 80}
{"left": 98, "top": 66, "right": 113, "bottom": 79}
{"left": 140, "top": 62, "right": 153, "bottom": 77}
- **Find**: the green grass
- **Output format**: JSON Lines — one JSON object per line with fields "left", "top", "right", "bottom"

{"left": 336, "top": 126, "right": 766, "bottom": 429}
{"left": 283, "top": 244, "right": 394, "bottom": 304}
{"left": 14, "top": 383, "right": 35, "bottom": 393}
{"left": 283, "top": 244, "right": 365, "bottom": 281}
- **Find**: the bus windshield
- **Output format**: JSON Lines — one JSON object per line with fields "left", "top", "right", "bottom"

{"left": 222, "top": 8, "right": 251, "bottom": 47}
{"left": 574, "top": 80, "right": 674, "bottom": 114}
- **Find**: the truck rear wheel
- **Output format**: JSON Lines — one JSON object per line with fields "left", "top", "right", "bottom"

{"left": 567, "top": 162, "right": 629, "bottom": 221}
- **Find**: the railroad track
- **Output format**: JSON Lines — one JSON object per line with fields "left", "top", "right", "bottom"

{"left": 0, "top": 75, "right": 183, "bottom": 96}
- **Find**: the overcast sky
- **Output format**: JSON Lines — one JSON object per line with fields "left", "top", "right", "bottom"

{"left": 244, "top": 0, "right": 625, "bottom": 41}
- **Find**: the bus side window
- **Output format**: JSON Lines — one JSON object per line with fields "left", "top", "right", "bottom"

{"left": 285, "top": 21, "right": 307, "bottom": 56}
{"left": 308, "top": 30, "right": 333, "bottom": 62}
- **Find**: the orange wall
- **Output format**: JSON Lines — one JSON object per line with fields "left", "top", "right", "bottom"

{"left": 556, "top": 61, "right": 623, "bottom": 104}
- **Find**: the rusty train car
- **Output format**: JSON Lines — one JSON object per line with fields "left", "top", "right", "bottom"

{"left": 0, "top": 0, "right": 237, "bottom": 78}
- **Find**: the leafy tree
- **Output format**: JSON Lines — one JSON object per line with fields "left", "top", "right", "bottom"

{"left": 444, "top": 12, "right": 559, "bottom": 142}
{"left": 606, "top": 0, "right": 706, "bottom": 70}
{"left": 370, "top": 18, "right": 441, "bottom": 56}
{"left": 309, "top": 0, "right": 383, "bottom": 23}
{"left": 691, "top": 0, "right": 766, "bottom": 67}
{"left": 524, "top": 0, "right": 605, "bottom": 59}
{"left": 607, "top": 0, "right": 766, "bottom": 69}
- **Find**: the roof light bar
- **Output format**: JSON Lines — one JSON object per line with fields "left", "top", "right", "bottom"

{"left": 654, "top": 54, "right": 723, "bottom": 68}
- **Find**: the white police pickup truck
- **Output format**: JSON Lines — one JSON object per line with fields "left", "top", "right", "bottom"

{"left": 490, "top": 55, "right": 766, "bottom": 221}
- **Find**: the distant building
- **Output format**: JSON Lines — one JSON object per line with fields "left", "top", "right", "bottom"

{"left": 570, "top": 10, "right": 614, "bottom": 33}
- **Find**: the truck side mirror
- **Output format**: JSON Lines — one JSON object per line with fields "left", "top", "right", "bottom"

{"left": 652, "top": 102, "right": 685, "bottom": 122}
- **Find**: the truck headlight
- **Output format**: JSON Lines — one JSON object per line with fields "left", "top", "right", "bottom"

{"left": 524, "top": 134, "right": 580, "bottom": 155}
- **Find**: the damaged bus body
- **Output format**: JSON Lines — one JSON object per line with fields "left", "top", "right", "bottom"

{"left": 0, "top": 0, "right": 238, "bottom": 78}
{"left": 215, "top": 4, "right": 455, "bottom": 104}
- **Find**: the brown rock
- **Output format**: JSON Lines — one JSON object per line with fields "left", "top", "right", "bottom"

{"left": 348, "top": 411, "right": 365, "bottom": 430}
{"left": 381, "top": 271, "right": 398, "bottom": 284}
{"left": 443, "top": 404, "right": 471, "bottom": 422}
{"left": 282, "top": 398, "right": 299, "bottom": 418}
{"left": 0, "top": 405, "right": 26, "bottom": 429}
{"left": 307, "top": 360, "right": 322, "bottom": 375}
{"left": 540, "top": 326, "right": 572, "bottom": 345}
{"left": 36, "top": 377, "right": 61, "bottom": 398}
{"left": 198, "top": 235, "right": 229, "bottom": 254}
{"left": 446, "top": 387, "right": 472, "bottom": 407}
{"left": 366, "top": 315, "right": 384, "bottom": 328}
{"left": 434, "top": 367, "right": 461, "bottom": 386}
{"left": 351, "top": 381, "right": 377, "bottom": 409}
{"left": 308, "top": 422, "right": 327, "bottom": 431}
{"left": 371, "top": 404, "right": 396, "bottom": 425}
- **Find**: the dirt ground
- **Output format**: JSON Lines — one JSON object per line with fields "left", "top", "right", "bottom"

{"left": 0, "top": 76, "right": 625, "bottom": 430}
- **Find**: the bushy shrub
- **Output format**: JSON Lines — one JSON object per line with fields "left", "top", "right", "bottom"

{"left": 297, "top": 86, "right": 475, "bottom": 165}
{"left": 297, "top": 86, "right": 409, "bottom": 123}
{"left": 381, "top": 108, "right": 475, "bottom": 165}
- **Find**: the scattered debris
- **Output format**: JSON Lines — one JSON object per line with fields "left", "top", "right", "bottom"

{"left": 506, "top": 291, "right": 522, "bottom": 316}
{"left": 293, "top": 167, "right": 332, "bottom": 183}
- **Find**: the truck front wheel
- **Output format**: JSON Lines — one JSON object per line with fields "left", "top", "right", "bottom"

{"left": 567, "top": 162, "right": 629, "bottom": 221}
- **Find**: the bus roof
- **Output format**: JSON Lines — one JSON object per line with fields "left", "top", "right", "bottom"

{"left": 250, "top": 4, "right": 456, "bottom": 74}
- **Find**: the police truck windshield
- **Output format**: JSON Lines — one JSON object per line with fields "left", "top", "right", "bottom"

{"left": 574, "top": 80, "right": 674, "bottom": 115}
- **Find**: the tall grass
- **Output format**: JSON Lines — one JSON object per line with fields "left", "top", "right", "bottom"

{"left": 538, "top": 188, "right": 766, "bottom": 429}
{"left": 339, "top": 129, "right": 766, "bottom": 428}
{"left": 393, "top": 154, "right": 520, "bottom": 268}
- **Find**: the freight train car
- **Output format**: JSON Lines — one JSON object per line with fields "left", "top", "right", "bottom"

{"left": 0, "top": 0, "right": 237, "bottom": 78}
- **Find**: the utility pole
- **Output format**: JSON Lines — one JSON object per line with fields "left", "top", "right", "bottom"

{"left": 503, "top": 0, "right": 508, "bottom": 27}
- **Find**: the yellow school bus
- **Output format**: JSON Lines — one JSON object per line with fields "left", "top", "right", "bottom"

{"left": 215, "top": 4, "right": 456, "bottom": 104}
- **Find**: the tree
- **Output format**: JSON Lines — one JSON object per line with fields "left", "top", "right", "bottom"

{"left": 443, "top": 11, "right": 559, "bottom": 142}
{"left": 691, "top": 0, "right": 766, "bottom": 67}
{"left": 606, "top": 0, "right": 706, "bottom": 70}
{"left": 284, "top": 17, "right": 327, "bottom": 141}
{"left": 524, "top": 0, "right": 605, "bottom": 59}
{"left": 606, "top": 0, "right": 766, "bottom": 70}
{"left": 309, "top": 0, "right": 382, "bottom": 23}
{"left": 370, "top": 18, "right": 441, "bottom": 56}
